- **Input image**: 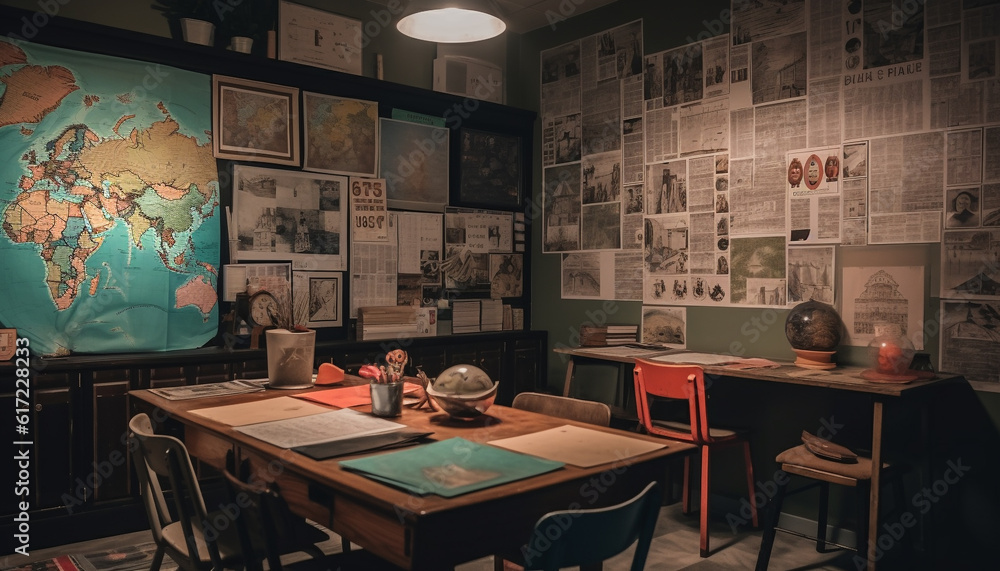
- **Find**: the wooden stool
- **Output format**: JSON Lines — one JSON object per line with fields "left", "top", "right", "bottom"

{"left": 755, "top": 445, "right": 906, "bottom": 571}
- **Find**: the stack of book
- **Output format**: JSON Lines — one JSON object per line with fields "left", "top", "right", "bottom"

{"left": 480, "top": 299, "right": 503, "bottom": 332}
{"left": 357, "top": 306, "right": 437, "bottom": 340}
{"left": 579, "top": 324, "right": 639, "bottom": 346}
{"left": 452, "top": 300, "right": 481, "bottom": 334}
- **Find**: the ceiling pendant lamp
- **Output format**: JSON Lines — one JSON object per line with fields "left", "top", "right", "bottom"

{"left": 397, "top": 0, "right": 506, "bottom": 43}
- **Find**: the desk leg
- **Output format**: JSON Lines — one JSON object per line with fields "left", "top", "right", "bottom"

{"left": 868, "top": 400, "right": 884, "bottom": 571}
{"left": 562, "top": 358, "right": 576, "bottom": 397}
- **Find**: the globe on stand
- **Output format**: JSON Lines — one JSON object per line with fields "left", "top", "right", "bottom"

{"left": 784, "top": 300, "right": 843, "bottom": 369}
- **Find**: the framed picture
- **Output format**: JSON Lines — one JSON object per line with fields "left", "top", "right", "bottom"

{"left": 379, "top": 118, "right": 449, "bottom": 212}
{"left": 293, "top": 271, "right": 343, "bottom": 328}
{"left": 278, "top": 0, "right": 363, "bottom": 76}
{"left": 231, "top": 165, "right": 348, "bottom": 270}
{"left": 303, "top": 92, "right": 378, "bottom": 176}
{"left": 456, "top": 129, "right": 522, "bottom": 209}
{"left": 213, "top": 75, "right": 299, "bottom": 166}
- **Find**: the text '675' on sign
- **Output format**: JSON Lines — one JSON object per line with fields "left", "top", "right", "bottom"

{"left": 350, "top": 177, "right": 389, "bottom": 243}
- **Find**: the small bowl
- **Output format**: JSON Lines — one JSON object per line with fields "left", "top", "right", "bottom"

{"left": 426, "top": 364, "right": 498, "bottom": 419}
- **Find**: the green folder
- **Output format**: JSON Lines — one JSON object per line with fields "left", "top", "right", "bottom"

{"left": 339, "top": 437, "right": 564, "bottom": 497}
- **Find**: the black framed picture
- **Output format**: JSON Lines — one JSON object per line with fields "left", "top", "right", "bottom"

{"left": 456, "top": 129, "right": 522, "bottom": 209}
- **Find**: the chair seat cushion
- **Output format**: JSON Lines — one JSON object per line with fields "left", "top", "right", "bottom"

{"left": 776, "top": 444, "right": 875, "bottom": 481}
{"left": 652, "top": 419, "right": 738, "bottom": 439}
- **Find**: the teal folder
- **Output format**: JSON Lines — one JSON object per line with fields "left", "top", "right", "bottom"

{"left": 339, "top": 437, "right": 564, "bottom": 497}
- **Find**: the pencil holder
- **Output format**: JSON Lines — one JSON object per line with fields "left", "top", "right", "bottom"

{"left": 370, "top": 381, "right": 404, "bottom": 417}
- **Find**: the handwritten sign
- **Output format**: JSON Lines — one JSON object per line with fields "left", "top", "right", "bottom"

{"left": 350, "top": 177, "right": 388, "bottom": 242}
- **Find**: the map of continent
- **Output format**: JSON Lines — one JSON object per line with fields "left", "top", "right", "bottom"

{"left": 0, "top": 39, "right": 220, "bottom": 356}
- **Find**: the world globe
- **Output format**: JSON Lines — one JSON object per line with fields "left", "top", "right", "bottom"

{"left": 785, "top": 301, "right": 842, "bottom": 352}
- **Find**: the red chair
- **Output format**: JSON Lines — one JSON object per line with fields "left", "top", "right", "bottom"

{"left": 632, "top": 359, "right": 758, "bottom": 557}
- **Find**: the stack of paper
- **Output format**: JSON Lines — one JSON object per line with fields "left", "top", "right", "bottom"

{"left": 357, "top": 306, "right": 437, "bottom": 340}
{"left": 580, "top": 324, "right": 639, "bottom": 346}
{"left": 452, "top": 300, "right": 481, "bottom": 334}
{"left": 480, "top": 299, "right": 503, "bottom": 332}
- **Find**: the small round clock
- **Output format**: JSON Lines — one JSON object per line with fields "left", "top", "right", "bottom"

{"left": 248, "top": 291, "right": 278, "bottom": 328}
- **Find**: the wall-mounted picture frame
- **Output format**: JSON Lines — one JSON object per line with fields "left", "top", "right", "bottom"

{"left": 303, "top": 92, "right": 378, "bottom": 176}
{"left": 213, "top": 75, "right": 300, "bottom": 166}
{"left": 278, "top": 0, "right": 363, "bottom": 76}
{"left": 456, "top": 128, "right": 522, "bottom": 209}
{"left": 293, "top": 270, "right": 343, "bottom": 328}
{"left": 379, "top": 118, "right": 449, "bottom": 212}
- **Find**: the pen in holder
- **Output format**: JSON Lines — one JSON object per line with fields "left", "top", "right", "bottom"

{"left": 370, "top": 381, "right": 404, "bottom": 417}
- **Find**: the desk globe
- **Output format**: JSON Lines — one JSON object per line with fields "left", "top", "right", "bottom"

{"left": 426, "top": 364, "right": 498, "bottom": 419}
{"left": 784, "top": 300, "right": 842, "bottom": 369}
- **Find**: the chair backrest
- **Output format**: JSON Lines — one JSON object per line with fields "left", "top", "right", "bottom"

{"left": 521, "top": 480, "right": 662, "bottom": 571}
{"left": 222, "top": 469, "right": 286, "bottom": 571}
{"left": 128, "top": 413, "right": 223, "bottom": 571}
{"left": 632, "top": 359, "right": 711, "bottom": 443}
{"left": 511, "top": 392, "right": 612, "bottom": 426}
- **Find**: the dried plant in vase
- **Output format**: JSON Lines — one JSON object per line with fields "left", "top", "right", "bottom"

{"left": 264, "top": 290, "right": 315, "bottom": 389}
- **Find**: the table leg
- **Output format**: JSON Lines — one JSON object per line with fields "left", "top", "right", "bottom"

{"left": 868, "top": 400, "right": 884, "bottom": 571}
{"left": 562, "top": 357, "right": 576, "bottom": 397}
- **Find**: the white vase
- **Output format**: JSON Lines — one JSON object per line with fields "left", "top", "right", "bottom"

{"left": 180, "top": 18, "right": 215, "bottom": 46}
{"left": 265, "top": 329, "right": 315, "bottom": 389}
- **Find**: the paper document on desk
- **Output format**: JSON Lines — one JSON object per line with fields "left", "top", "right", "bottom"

{"left": 488, "top": 425, "right": 666, "bottom": 468}
{"left": 149, "top": 379, "right": 269, "bottom": 400}
{"left": 236, "top": 408, "right": 405, "bottom": 448}
{"left": 574, "top": 345, "right": 673, "bottom": 358}
{"left": 190, "top": 396, "right": 329, "bottom": 426}
{"left": 652, "top": 352, "right": 744, "bottom": 365}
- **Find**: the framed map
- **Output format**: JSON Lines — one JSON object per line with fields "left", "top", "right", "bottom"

{"left": 379, "top": 118, "right": 449, "bottom": 212}
{"left": 213, "top": 75, "right": 300, "bottom": 166}
{"left": 456, "top": 129, "right": 522, "bottom": 209}
{"left": 303, "top": 92, "right": 378, "bottom": 176}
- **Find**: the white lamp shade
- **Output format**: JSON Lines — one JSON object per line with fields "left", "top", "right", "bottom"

{"left": 397, "top": 4, "right": 506, "bottom": 43}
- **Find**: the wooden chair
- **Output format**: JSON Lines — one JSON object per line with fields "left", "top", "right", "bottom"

{"left": 221, "top": 469, "right": 403, "bottom": 571}
{"left": 755, "top": 444, "right": 907, "bottom": 570}
{"left": 128, "top": 412, "right": 244, "bottom": 571}
{"left": 632, "top": 359, "right": 758, "bottom": 557}
{"left": 519, "top": 481, "right": 663, "bottom": 571}
{"left": 511, "top": 392, "right": 612, "bottom": 427}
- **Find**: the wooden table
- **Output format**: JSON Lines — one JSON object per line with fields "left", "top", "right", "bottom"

{"left": 554, "top": 346, "right": 962, "bottom": 570}
{"left": 130, "top": 382, "right": 696, "bottom": 570}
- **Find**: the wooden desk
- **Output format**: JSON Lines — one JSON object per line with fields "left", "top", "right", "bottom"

{"left": 554, "top": 346, "right": 962, "bottom": 570}
{"left": 130, "top": 384, "right": 696, "bottom": 569}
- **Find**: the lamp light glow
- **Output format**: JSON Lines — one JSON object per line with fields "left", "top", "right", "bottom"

{"left": 397, "top": 6, "right": 506, "bottom": 43}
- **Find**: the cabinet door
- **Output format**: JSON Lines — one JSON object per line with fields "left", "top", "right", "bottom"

{"left": 409, "top": 346, "right": 446, "bottom": 378}
{"left": 2, "top": 371, "right": 75, "bottom": 515}
{"left": 88, "top": 369, "right": 133, "bottom": 503}
{"left": 511, "top": 338, "right": 544, "bottom": 398}
{"left": 191, "top": 362, "right": 230, "bottom": 384}
{"left": 234, "top": 359, "right": 268, "bottom": 379}
{"left": 141, "top": 366, "right": 186, "bottom": 389}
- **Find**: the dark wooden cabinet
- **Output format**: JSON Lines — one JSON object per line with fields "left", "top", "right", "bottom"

{"left": 0, "top": 331, "right": 546, "bottom": 549}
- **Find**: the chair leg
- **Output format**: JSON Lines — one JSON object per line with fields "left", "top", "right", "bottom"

{"left": 742, "top": 440, "right": 759, "bottom": 527}
{"left": 816, "top": 482, "right": 829, "bottom": 552}
{"left": 699, "top": 448, "right": 711, "bottom": 557}
{"left": 148, "top": 545, "right": 165, "bottom": 571}
{"left": 856, "top": 480, "right": 871, "bottom": 559}
{"left": 682, "top": 454, "right": 693, "bottom": 515}
{"left": 754, "top": 470, "right": 788, "bottom": 571}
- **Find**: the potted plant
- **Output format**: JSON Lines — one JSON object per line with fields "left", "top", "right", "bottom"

{"left": 153, "top": 0, "right": 220, "bottom": 46}
{"left": 218, "top": 0, "right": 276, "bottom": 55}
{"left": 261, "top": 289, "right": 315, "bottom": 389}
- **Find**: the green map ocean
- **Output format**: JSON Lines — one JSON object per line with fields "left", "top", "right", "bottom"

{"left": 0, "top": 38, "right": 220, "bottom": 355}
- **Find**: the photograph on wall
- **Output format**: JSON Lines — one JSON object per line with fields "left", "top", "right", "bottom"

{"left": 646, "top": 160, "right": 687, "bottom": 214}
{"left": 457, "top": 129, "right": 521, "bottom": 209}
{"left": 396, "top": 211, "right": 443, "bottom": 284}
{"left": 542, "top": 113, "right": 582, "bottom": 166}
{"left": 786, "top": 246, "right": 834, "bottom": 305}
{"left": 582, "top": 151, "right": 622, "bottom": 205}
{"left": 303, "top": 92, "right": 377, "bottom": 176}
{"left": 842, "top": 266, "right": 924, "bottom": 349}
{"left": 660, "top": 43, "right": 703, "bottom": 107}
{"left": 939, "top": 300, "right": 1000, "bottom": 386}
{"left": 751, "top": 32, "right": 807, "bottom": 105}
{"left": 731, "top": 0, "right": 805, "bottom": 45}
{"left": 379, "top": 118, "right": 449, "bottom": 212}
{"left": 490, "top": 254, "right": 523, "bottom": 299}
{"left": 213, "top": 75, "right": 299, "bottom": 166}
{"left": 293, "top": 271, "right": 342, "bottom": 328}
{"left": 945, "top": 187, "right": 982, "bottom": 228}
{"left": 543, "top": 164, "right": 582, "bottom": 252}
{"left": 0, "top": 38, "right": 220, "bottom": 356}
{"left": 540, "top": 40, "right": 582, "bottom": 119}
{"left": 581, "top": 203, "right": 622, "bottom": 250}
{"left": 941, "top": 229, "right": 1000, "bottom": 299}
{"left": 644, "top": 214, "right": 689, "bottom": 275}
{"left": 729, "top": 235, "right": 786, "bottom": 306}
{"left": 641, "top": 306, "right": 686, "bottom": 348}
{"left": 596, "top": 20, "right": 643, "bottom": 81}
{"left": 232, "top": 166, "right": 347, "bottom": 270}
{"left": 278, "top": 0, "right": 363, "bottom": 75}
{"left": 561, "top": 252, "right": 604, "bottom": 299}
{"left": 842, "top": 142, "right": 868, "bottom": 178}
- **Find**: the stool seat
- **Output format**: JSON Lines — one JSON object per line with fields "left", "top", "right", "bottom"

{"left": 776, "top": 444, "right": 881, "bottom": 483}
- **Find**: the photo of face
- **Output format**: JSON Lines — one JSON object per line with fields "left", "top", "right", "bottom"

{"left": 825, "top": 156, "right": 839, "bottom": 181}
{"left": 788, "top": 158, "right": 803, "bottom": 187}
